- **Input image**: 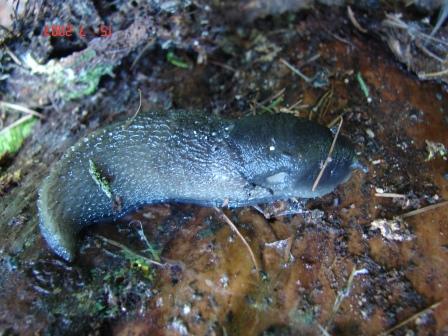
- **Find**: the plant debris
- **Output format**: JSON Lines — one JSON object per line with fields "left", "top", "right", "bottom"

{"left": 381, "top": 13, "right": 448, "bottom": 84}
{"left": 0, "top": 170, "right": 21, "bottom": 196}
{"left": 0, "top": 115, "right": 37, "bottom": 159}
{"left": 356, "top": 72, "right": 372, "bottom": 103}
{"left": 166, "top": 51, "right": 190, "bottom": 69}
{"left": 379, "top": 301, "right": 441, "bottom": 336}
{"left": 425, "top": 140, "right": 447, "bottom": 161}
{"left": 88, "top": 159, "right": 112, "bottom": 199}
{"left": 214, "top": 207, "right": 260, "bottom": 274}
{"left": 370, "top": 217, "right": 414, "bottom": 241}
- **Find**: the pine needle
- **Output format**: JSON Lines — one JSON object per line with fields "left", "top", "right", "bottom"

{"left": 95, "top": 235, "right": 165, "bottom": 268}
{"left": 0, "top": 101, "right": 45, "bottom": 119}
{"left": 378, "top": 301, "right": 441, "bottom": 336}
{"left": 401, "top": 200, "right": 448, "bottom": 218}
{"left": 214, "top": 207, "right": 260, "bottom": 275}
{"left": 123, "top": 88, "right": 142, "bottom": 129}
{"left": 312, "top": 116, "right": 343, "bottom": 192}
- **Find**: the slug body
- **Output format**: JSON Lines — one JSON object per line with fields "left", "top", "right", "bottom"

{"left": 38, "top": 111, "right": 355, "bottom": 261}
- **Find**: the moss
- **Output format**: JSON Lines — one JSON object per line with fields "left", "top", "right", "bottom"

{"left": 64, "top": 64, "right": 114, "bottom": 100}
{"left": 88, "top": 159, "right": 112, "bottom": 199}
{"left": 48, "top": 261, "right": 154, "bottom": 322}
{"left": 23, "top": 51, "right": 113, "bottom": 101}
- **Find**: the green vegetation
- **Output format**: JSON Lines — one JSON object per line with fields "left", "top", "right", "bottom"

{"left": 65, "top": 64, "right": 114, "bottom": 100}
{"left": 50, "top": 264, "right": 153, "bottom": 320}
{"left": 356, "top": 72, "right": 371, "bottom": 103}
{"left": 0, "top": 116, "right": 37, "bottom": 158}
{"left": 166, "top": 51, "right": 190, "bottom": 69}
{"left": 88, "top": 159, "right": 113, "bottom": 199}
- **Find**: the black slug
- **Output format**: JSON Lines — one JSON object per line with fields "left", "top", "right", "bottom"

{"left": 38, "top": 110, "right": 355, "bottom": 261}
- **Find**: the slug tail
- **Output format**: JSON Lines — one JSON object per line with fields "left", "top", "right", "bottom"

{"left": 38, "top": 180, "right": 77, "bottom": 262}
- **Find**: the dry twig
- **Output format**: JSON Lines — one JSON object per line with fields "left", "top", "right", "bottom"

{"left": 131, "top": 38, "right": 156, "bottom": 70}
{"left": 374, "top": 192, "right": 406, "bottom": 198}
{"left": 4, "top": 46, "right": 23, "bottom": 67}
{"left": 123, "top": 88, "right": 142, "bottom": 129}
{"left": 280, "top": 58, "right": 311, "bottom": 82}
{"left": 378, "top": 301, "right": 441, "bottom": 336}
{"left": 0, "top": 101, "right": 45, "bottom": 119}
{"left": 0, "top": 114, "right": 34, "bottom": 134}
{"left": 209, "top": 60, "right": 237, "bottom": 73}
{"left": 326, "top": 112, "right": 346, "bottom": 128}
{"left": 95, "top": 235, "right": 165, "bottom": 267}
{"left": 259, "top": 88, "right": 285, "bottom": 106}
{"left": 419, "top": 68, "right": 448, "bottom": 79}
{"left": 401, "top": 200, "right": 448, "bottom": 218}
{"left": 214, "top": 207, "right": 260, "bottom": 275}
{"left": 383, "top": 14, "right": 448, "bottom": 47}
{"left": 347, "top": 6, "right": 368, "bottom": 33}
{"left": 325, "top": 266, "right": 369, "bottom": 329}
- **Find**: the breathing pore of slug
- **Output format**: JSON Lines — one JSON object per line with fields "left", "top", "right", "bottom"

{"left": 38, "top": 110, "right": 356, "bottom": 261}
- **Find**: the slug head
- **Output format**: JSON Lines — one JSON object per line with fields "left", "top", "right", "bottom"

{"left": 309, "top": 135, "right": 356, "bottom": 192}
{"left": 269, "top": 133, "right": 356, "bottom": 198}
{"left": 228, "top": 114, "right": 356, "bottom": 198}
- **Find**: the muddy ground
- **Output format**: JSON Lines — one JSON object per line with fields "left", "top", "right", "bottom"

{"left": 0, "top": 1, "right": 447, "bottom": 335}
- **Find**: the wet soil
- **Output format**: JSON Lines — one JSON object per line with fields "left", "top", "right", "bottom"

{"left": 0, "top": 3, "right": 447, "bottom": 336}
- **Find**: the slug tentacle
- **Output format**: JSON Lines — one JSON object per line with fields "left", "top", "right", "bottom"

{"left": 38, "top": 110, "right": 355, "bottom": 261}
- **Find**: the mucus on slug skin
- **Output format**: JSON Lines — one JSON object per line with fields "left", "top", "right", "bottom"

{"left": 38, "top": 111, "right": 356, "bottom": 261}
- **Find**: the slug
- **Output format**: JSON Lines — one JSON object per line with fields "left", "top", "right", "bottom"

{"left": 38, "top": 110, "right": 356, "bottom": 261}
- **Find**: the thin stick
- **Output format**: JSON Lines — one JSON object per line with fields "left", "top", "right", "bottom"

{"left": 326, "top": 267, "right": 369, "bottom": 328}
{"left": 214, "top": 207, "right": 260, "bottom": 274}
{"left": 317, "top": 324, "right": 332, "bottom": 336}
{"left": 0, "top": 114, "right": 34, "bottom": 134}
{"left": 378, "top": 301, "right": 441, "bottom": 336}
{"left": 384, "top": 14, "right": 448, "bottom": 47}
{"left": 416, "top": 41, "right": 446, "bottom": 64}
{"left": 284, "top": 236, "right": 293, "bottom": 262}
{"left": 326, "top": 29, "right": 355, "bottom": 48}
{"left": 209, "top": 60, "right": 237, "bottom": 73}
{"left": 430, "top": 2, "right": 448, "bottom": 37}
{"left": 131, "top": 38, "right": 155, "bottom": 70}
{"left": 95, "top": 235, "right": 165, "bottom": 267}
{"left": 0, "top": 24, "right": 13, "bottom": 33}
{"left": 123, "top": 88, "right": 142, "bottom": 129}
{"left": 374, "top": 193, "right": 406, "bottom": 198}
{"left": 401, "top": 200, "right": 448, "bottom": 218}
{"left": 287, "top": 99, "right": 304, "bottom": 110}
{"left": 280, "top": 58, "right": 311, "bottom": 82}
{"left": 304, "top": 53, "right": 321, "bottom": 65}
{"left": 326, "top": 112, "right": 346, "bottom": 128}
{"left": 312, "top": 117, "right": 343, "bottom": 191}
{"left": 0, "top": 101, "right": 45, "bottom": 119}
{"left": 259, "top": 88, "right": 285, "bottom": 106}
{"left": 4, "top": 46, "right": 23, "bottom": 66}
{"left": 418, "top": 68, "right": 448, "bottom": 79}
{"left": 347, "top": 6, "right": 367, "bottom": 33}
{"left": 244, "top": 88, "right": 286, "bottom": 115}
